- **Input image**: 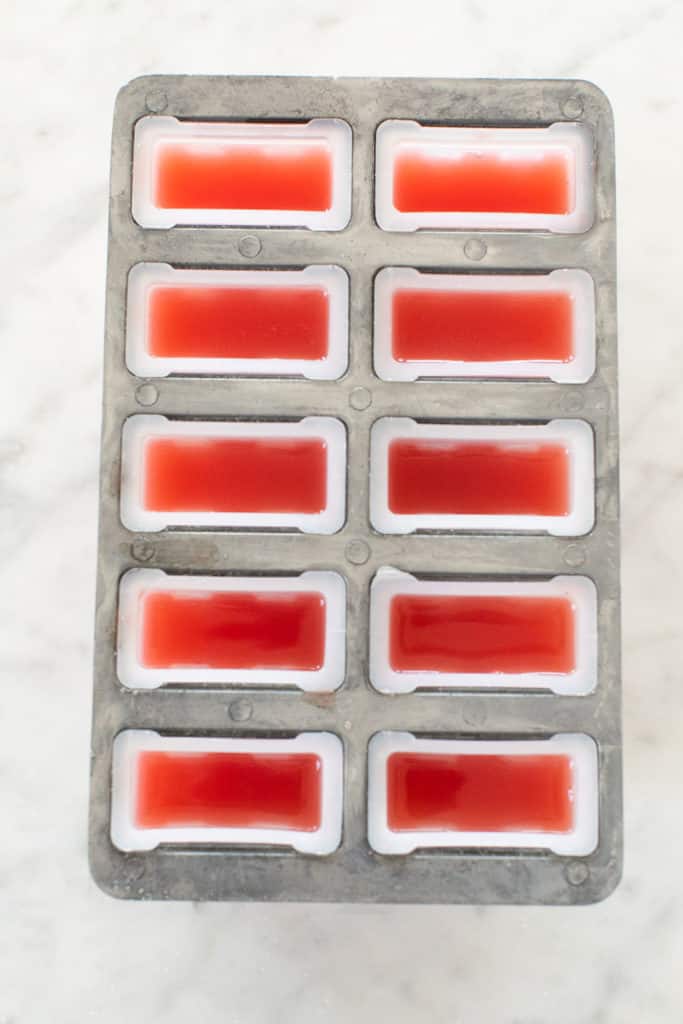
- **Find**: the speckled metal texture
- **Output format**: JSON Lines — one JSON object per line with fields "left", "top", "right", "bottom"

{"left": 90, "top": 75, "right": 620, "bottom": 904}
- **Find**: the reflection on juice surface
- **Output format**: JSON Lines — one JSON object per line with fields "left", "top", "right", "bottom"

{"left": 149, "top": 286, "right": 330, "bottom": 361}
{"left": 143, "top": 436, "right": 328, "bottom": 514}
{"left": 141, "top": 589, "right": 326, "bottom": 671}
{"left": 387, "top": 752, "right": 574, "bottom": 833}
{"left": 389, "top": 594, "right": 575, "bottom": 674}
{"left": 392, "top": 289, "right": 573, "bottom": 364}
{"left": 135, "top": 751, "right": 322, "bottom": 831}
{"left": 393, "top": 148, "right": 571, "bottom": 214}
{"left": 155, "top": 142, "right": 333, "bottom": 211}
{"left": 387, "top": 439, "right": 570, "bottom": 516}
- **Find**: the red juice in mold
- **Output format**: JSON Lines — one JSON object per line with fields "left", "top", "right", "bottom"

{"left": 393, "top": 148, "right": 571, "bottom": 214}
{"left": 389, "top": 594, "right": 575, "bottom": 675}
{"left": 392, "top": 289, "right": 573, "bottom": 364}
{"left": 143, "top": 436, "right": 328, "bottom": 514}
{"left": 148, "top": 285, "right": 330, "bottom": 361}
{"left": 155, "top": 142, "right": 333, "bottom": 211}
{"left": 135, "top": 751, "right": 322, "bottom": 831}
{"left": 387, "top": 439, "right": 570, "bottom": 517}
{"left": 387, "top": 752, "right": 574, "bottom": 833}
{"left": 141, "top": 589, "right": 326, "bottom": 671}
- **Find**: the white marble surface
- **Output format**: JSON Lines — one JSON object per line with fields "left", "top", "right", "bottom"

{"left": 2, "top": 1, "right": 682, "bottom": 1020}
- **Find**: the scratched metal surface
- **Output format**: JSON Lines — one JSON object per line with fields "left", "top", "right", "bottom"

{"left": 89, "top": 75, "right": 620, "bottom": 904}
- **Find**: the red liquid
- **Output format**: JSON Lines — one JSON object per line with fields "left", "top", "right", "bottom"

{"left": 148, "top": 286, "right": 330, "bottom": 361}
{"left": 387, "top": 752, "right": 573, "bottom": 833}
{"left": 387, "top": 439, "right": 570, "bottom": 517}
{"left": 390, "top": 594, "right": 575, "bottom": 674}
{"left": 143, "top": 436, "right": 327, "bottom": 514}
{"left": 392, "top": 289, "right": 573, "bottom": 364}
{"left": 156, "top": 143, "right": 332, "bottom": 211}
{"left": 141, "top": 589, "right": 326, "bottom": 671}
{"left": 135, "top": 751, "right": 322, "bottom": 831}
{"left": 394, "top": 149, "right": 571, "bottom": 214}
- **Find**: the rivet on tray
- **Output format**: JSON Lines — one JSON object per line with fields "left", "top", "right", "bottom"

{"left": 345, "top": 539, "right": 370, "bottom": 565}
{"left": 238, "top": 234, "right": 262, "bottom": 258}
{"left": 349, "top": 386, "right": 372, "bottom": 411}
{"left": 464, "top": 238, "right": 487, "bottom": 261}
{"left": 560, "top": 391, "right": 585, "bottom": 414}
{"left": 135, "top": 383, "right": 158, "bottom": 407}
{"left": 229, "top": 698, "right": 253, "bottom": 722}
{"left": 562, "top": 96, "right": 584, "bottom": 119}
{"left": 563, "top": 544, "right": 587, "bottom": 568}
{"left": 131, "top": 539, "right": 155, "bottom": 563}
{"left": 565, "top": 861, "right": 589, "bottom": 886}
{"left": 145, "top": 89, "right": 168, "bottom": 114}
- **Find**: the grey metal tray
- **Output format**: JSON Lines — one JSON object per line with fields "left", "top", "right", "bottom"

{"left": 89, "top": 75, "right": 621, "bottom": 904}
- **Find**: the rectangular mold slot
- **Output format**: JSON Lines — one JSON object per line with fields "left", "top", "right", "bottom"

{"left": 375, "top": 121, "right": 594, "bottom": 232}
{"left": 368, "top": 731, "right": 598, "bottom": 855}
{"left": 373, "top": 268, "right": 595, "bottom": 382}
{"left": 132, "top": 116, "right": 352, "bottom": 229}
{"left": 117, "top": 568, "right": 346, "bottom": 691}
{"left": 369, "top": 417, "right": 594, "bottom": 536}
{"left": 370, "top": 568, "right": 597, "bottom": 694}
{"left": 126, "top": 264, "right": 349, "bottom": 379}
{"left": 111, "top": 731, "right": 343, "bottom": 854}
{"left": 120, "top": 415, "right": 347, "bottom": 534}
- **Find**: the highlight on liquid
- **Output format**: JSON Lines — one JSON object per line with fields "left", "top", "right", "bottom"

{"left": 373, "top": 268, "right": 596, "bottom": 383}
{"left": 367, "top": 732, "right": 599, "bottom": 855}
{"left": 132, "top": 116, "right": 353, "bottom": 229}
{"left": 369, "top": 570, "right": 598, "bottom": 695}
{"left": 155, "top": 142, "right": 333, "bottom": 213}
{"left": 394, "top": 149, "right": 570, "bottom": 215}
{"left": 149, "top": 286, "right": 329, "bottom": 359}
{"left": 375, "top": 120, "right": 594, "bottom": 232}
{"left": 126, "top": 264, "right": 349, "bottom": 380}
{"left": 120, "top": 415, "right": 347, "bottom": 534}
{"left": 116, "top": 569, "right": 347, "bottom": 691}
{"left": 111, "top": 731, "right": 344, "bottom": 854}
{"left": 369, "top": 418, "right": 595, "bottom": 536}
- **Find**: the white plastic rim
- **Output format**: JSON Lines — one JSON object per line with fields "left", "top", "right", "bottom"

{"left": 120, "top": 414, "right": 347, "bottom": 534}
{"left": 373, "top": 267, "right": 596, "bottom": 383}
{"left": 111, "top": 730, "right": 344, "bottom": 855}
{"left": 132, "top": 116, "right": 353, "bottom": 230}
{"left": 126, "top": 263, "right": 350, "bottom": 380}
{"left": 369, "top": 417, "right": 595, "bottom": 536}
{"left": 369, "top": 567, "right": 598, "bottom": 695}
{"left": 375, "top": 120, "right": 594, "bottom": 233}
{"left": 367, "top": 731, "right": 599, "bottom": 856}
{"left": 117, "top": 568, "right": 347, "bottom": 691}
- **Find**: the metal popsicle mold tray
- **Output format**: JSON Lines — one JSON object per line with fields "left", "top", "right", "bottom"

{"left": 90, "top": 75, "right": 621, "bottom": 904}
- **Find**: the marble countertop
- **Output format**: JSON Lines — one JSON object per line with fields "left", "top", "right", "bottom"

{"left": 2, "top": 0, "right": 682, "bottom": 1020}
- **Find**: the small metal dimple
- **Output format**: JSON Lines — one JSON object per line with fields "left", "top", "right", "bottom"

{"left": 131, "top": 539, "right": 155, "bottom": 563}
{"left": 464, "top": 238, "right": 487, "bottom": 261}
{"left": 349, "top": 387, "right": 372, "bottom": 411}
{"left": 238, "top": 235, "right": 262, "bottom": 258}
{"left": 145, "top": 89, "right": 168, "bottom": 114}
{"left": 563, "top": 544, "right": 587, "bottom": 569}
{"left": 562, "top": 96, "right": 584, "bottom": 119}
{"left": 135, "top": 383, "right": 158, "bottom": 407}
{"left": 229, "top": 698, "right": 253, "bottom": 722}
{"left": 560, "top": 391, "right": 584, "bottom": 414}
{"left": 345, "top": 539, "right": 370, "bottom": 565}
{"left": 566, "top": 861, "right": 589, "bottom": 886}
